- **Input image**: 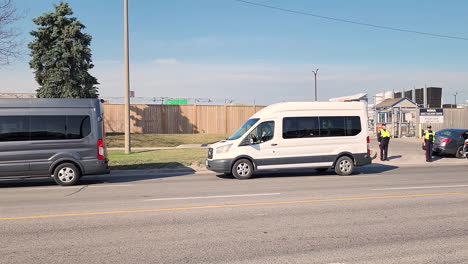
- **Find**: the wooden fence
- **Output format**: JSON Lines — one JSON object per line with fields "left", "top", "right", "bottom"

{"left": 103, "top": 104, "right": 265, "bottom": 134}
{"left": 104, "top": 104, "right": 467, "bottom": 135}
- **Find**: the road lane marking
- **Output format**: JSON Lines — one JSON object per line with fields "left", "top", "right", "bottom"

{"left": 144, "top": 193, "right": 281, "bottom": 201}
{"left": 89, "top": 184, "right": 134, "bottom": 188}
{"left": 1, "top": 192, "right": 465, "bottom": 221}
{"left": 4, "top": 184, "right": 134, "bottom": 191}
{"left": 8, "top": 186, "right": 81, "bottom": 191}
{"left": 373, "top": 184, "right": 468, "bottom": 191}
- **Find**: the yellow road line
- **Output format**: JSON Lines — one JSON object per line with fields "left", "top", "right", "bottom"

{"left": 1, "top": 192, "right": 465, "bottom": 221}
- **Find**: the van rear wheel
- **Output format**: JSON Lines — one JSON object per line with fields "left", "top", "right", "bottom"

{"left": 334, "top": 156, "right": 354, "bottom": 176}
{"left": 53, "top": 163, "right": 81, "bottom": 186}
{"left": 232, "top": 159, "right": 254, "bottom": 179}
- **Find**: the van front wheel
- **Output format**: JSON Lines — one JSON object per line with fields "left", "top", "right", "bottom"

{"left": 232, "top": 159, "right": 254, "bottom": 179}
{"left": 53, "top": 163, "right": 81, "bottom": 186}
{"left": 334, "top": 156, "right": 354, "bottom": 176}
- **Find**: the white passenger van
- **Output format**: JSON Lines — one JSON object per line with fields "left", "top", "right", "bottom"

{"left": 206, "top": 102, "right": 371, "bottom": 179}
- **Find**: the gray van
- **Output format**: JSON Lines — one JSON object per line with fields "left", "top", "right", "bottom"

{"left": 0, "top": 98, "right": 110, "bottom": 186}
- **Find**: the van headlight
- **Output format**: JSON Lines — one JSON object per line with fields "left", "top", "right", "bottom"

{"left": 216, "top": 144, "right": 233, "bottom": 154}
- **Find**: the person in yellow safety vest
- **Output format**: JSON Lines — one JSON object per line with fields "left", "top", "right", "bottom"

{"left": 377, "top": 124, "right": 391, "bottom": 161}
{"left": 423, "top": 125, "right": 436, "bottom": 162}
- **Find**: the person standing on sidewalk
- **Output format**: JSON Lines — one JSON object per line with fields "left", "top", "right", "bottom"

{"left": 423, "top": 125, "right": 436, "bottom": 162}
{"left": 378, "top": 124, "right": 391, "bottom": 161}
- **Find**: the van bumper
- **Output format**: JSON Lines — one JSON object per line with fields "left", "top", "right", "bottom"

{"left": 82, "top": 159, "right": 110, "bottom": 175}
{"left": 354, "top": 153, "right": 372, "bottom": 166}
{"left": 206, "top": 159, "right": 232, "bottom": 173}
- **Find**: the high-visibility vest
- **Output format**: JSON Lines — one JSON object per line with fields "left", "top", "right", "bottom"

{"left": 424, "top": 130, "right": 435, "bottom": 142}
{"left": 379, "top": 129, "right": 390, "bottom": 138}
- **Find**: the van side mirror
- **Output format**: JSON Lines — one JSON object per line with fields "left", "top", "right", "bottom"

{"left": 239, "top": 136, "right": 252, "bottom": 146}
{"left": 240, "top": 134, "right": 259, "bottom": 146}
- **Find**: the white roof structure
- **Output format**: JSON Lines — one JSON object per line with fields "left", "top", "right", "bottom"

{"left": 329, "top": 93, "right": 367, "bottom": 102}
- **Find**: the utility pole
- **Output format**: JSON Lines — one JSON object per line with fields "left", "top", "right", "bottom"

{"left": 312, "top": 69, "right": 319, "bottom": 101}
{"left": 454, "top": 92, "right": 458, "bottom": 108}
{"left": 124, "top": 0, "right": 131, "bottom": 153}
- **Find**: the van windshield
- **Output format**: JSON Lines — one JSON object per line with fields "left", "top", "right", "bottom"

{"left": 227, "top": 118, "right": 260, "bottom": 140}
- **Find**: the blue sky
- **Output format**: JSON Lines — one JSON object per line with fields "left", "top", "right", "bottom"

{"left": 1, "top": 0, "right": 467, "bottom": 105}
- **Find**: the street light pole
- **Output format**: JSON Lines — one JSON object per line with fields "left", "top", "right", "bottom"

{"left": 454, "top": 92, "right": 458, "bottom": 108}
{"left": 312, "top": 69, "right": 319, "bottom": 101}
{"left": 124, "top": 0, "right": 131, "bottom": 153}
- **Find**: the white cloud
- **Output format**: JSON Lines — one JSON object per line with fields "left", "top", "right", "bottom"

{"left": 152, "top": 58, "right": 180, "bottom": 65}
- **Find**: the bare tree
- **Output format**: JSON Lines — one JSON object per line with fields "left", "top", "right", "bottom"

{"left": 0, "top": 0, "right": 22, "bottom": 65}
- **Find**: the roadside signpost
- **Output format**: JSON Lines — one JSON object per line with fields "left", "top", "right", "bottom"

{"left": 419, "top": 108, "right": 444, "bottom": 138}
{"left": 420, "top": 108, "right": 444, "bottom": 124}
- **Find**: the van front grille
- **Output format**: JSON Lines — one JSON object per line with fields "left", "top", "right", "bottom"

{"left": 207, "top": 148, "right": 213, "bottom": 159}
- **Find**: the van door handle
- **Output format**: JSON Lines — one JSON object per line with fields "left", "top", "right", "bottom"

{"left": 271, "top": 143, "right": 278, "bottom": 146}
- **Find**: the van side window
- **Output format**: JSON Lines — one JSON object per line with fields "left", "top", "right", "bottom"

{"left": 0, "top": 116, "right": 30, "bottom": 142}
{"left": 30, "top": 115, "right": 92, "bottom": 140}
{"left": 320, "top": 116, "right": 361, "bottom": 137}
{"left": 30, "top": 116, "right": 67, "bottom": 140}
{"left": 67, "top": 116, "right": 91, "bottom": 139}
{"left": 0, "top": 115, "right": 92, "bottom": 142}
{"left": 283, "top": 117, "right": 319, "bottom": 139}
{"left": 249, "top": 121, "right": 275, "bottom": 144}
{"left": 320, "top": 117, "right": 345, "bottom": 137}
{"left": 282, "top": 116, "right": 362, "bottom": 138}
{"left": 345, "top": 116, "right": 361, "bottom": 136}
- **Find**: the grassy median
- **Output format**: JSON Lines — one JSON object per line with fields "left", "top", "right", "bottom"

{"left": 108, "top": 148, "right": 207, "bottom": 170}
{"left": 105, "top": 133, "right": 227, "bottom": 148}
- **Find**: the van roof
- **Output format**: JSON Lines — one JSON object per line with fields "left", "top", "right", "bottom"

{"left": 252, "top": 101, "right": 366, "bottom": 118}
{"left": 0, "top": 98, "right": 101, "bottom": 108}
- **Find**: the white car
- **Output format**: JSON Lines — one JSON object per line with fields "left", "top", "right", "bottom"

{"left": 206, "top": 102, "right": 372, "bottom": 179}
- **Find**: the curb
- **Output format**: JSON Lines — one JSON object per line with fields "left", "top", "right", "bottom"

{"left": 108, "top": 144, "right": 210, "bottom": 151}
{"left": 369, "top": 162, "right": 466, "bottom": 168}
{"left": 109, "top": 166, "right": 210, "bottom": 175}
{"left": 108, "top": 161, "right": 466, "bottom": 175}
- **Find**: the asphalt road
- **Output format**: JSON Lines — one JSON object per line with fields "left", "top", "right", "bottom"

{"left": 1, "top": 163, "right": 468, "bottom": 264}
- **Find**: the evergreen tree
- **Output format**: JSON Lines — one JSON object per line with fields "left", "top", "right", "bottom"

{"left": 29, "top": 2, "right": 98, "bottom": 98}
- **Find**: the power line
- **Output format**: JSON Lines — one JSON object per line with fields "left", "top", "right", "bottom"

{"left": 233, "top": 0, "right": 468, "bottom": 41}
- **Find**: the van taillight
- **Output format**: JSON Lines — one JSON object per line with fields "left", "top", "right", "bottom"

{"left": 97, "top": 139, "right": 105, "bottom": 160}
{"left": 366, "top": 136, "right": 370, "bottom": 154}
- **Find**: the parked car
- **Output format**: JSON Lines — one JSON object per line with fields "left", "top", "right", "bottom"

{"left": 433, "top": 129, "right": 468, "bottom": 158}
{"left": 206, "top": 102, "right": 372, "bottom": 179}
{"left": 0, "top": 98, "right": 110, "bottom": 186}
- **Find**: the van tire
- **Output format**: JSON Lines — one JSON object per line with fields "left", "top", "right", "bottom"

{"left": 232, "top": 159, "right": 254, "bottom": 179}
{"left": 334, "top": 156, "right": 354, "bottom": 176}
{"left": 53, "top": 163, "right": 81, "bottom": 186}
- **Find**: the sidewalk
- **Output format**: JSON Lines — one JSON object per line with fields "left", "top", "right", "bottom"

{"left": 370, "top": 138, "right": 467, "bottom": 167}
